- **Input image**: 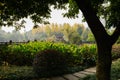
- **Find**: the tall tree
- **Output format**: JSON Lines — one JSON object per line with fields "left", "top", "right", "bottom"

{"left": 0, "top": 0, "right": 120, "bottom": 80}
{"left": 72, "top": 23, "right": 85, "bottom": 35}
{"left": 81, "top": 28, "right": 90, "bottom": 41}
{"left": 74, "top": 0, "right": 120, "bottom": 80}
{"left": 62, "top": 23, "right": 72, "bottom": 42}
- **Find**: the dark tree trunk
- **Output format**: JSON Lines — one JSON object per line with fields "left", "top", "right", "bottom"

{"left": 96, "top": 41, "right": 112, "bottom": 80}
{"left": 74, "top": 0, "right": 114, "bottom": 80}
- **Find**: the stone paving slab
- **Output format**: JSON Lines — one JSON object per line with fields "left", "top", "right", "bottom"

{"left": 73, "top": 72, "right": 87, "bottom": 78}
{"left": 80, "top": 71, "right": 95, "bottom": 75}
{"left": 84, "top": 67, "right": 96, "bottom": 73}
{"left": 32, "top": 67, "right": 96, "bottom": 80}
{"left": 63, "top": 74, "right": 79, "bottom": 80}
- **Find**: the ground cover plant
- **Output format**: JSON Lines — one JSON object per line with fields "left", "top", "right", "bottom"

{"left": 0, "top": 66, "right": 35, "bottom": 80}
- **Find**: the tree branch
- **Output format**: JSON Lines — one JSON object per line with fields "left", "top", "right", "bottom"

{"left": 110, "top": 26, "right": 120, "bottom": 45}
{"left": 74, "top": 0, "right": 109, "bottom": 44}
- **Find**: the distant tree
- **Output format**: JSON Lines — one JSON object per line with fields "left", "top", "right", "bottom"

{"left": 69, "top": 32, "right": 81, "bottom": 44}
{"left": 45, "top": 25, "right": 52, "bottom": 37}
{"left": 62, "top": 23, "right": 72, "bottom": 42}
{"left": 87, "top": 32, "right": 95, "bottom": 42}
{"left": 72, "top": 23, "right": 85, "bottom": 35}
{"left": 81, "top": 28, "right": 90, "bottom": 41}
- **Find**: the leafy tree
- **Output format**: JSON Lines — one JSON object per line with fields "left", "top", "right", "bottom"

{"left": 72, "top": 23, "right": 85, "bottom": 35}
{"left": 32, "top": 23, "right": 83, "bottom": 43}
{"left": 0, "top": 0, "right": 120, "bottom": 80}
{"left": 81, "top": 28, "right": 90, "bottom": 41}
{"left": 62, "top": 23, "right": 72, "bottom": 42}
{"left": 69, "top": 32, "right": 81, "bottom": 44}
{"left": 44, "top": 25, "right": 52, "bottom": 37}
{"left": 116, "top": 37, "right": 120, "bottom": 44}
{"left": 87, "top": 31, "right": 95, "bottom": 42}
{"left": 67, "top": 24, "right": 83, "bottom": 44}
{"left": 74, "top": 0, "right": 120, "bottom": 80}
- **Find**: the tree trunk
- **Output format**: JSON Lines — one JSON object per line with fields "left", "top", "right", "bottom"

{"left": 74, "top": 0, "right": 117, "bottom": 80}
{"left": 96, "top": 42, "right": 112, "bottom": 80}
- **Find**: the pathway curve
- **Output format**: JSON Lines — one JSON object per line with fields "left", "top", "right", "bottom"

{"left": 32, "top": 67, "right": 96, "bottom": 80}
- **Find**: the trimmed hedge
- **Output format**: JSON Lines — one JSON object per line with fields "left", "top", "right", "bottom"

{"left": 0, "top": 42, "right": 97, "bottom": 67}
{"left": 0, "top": 42, "right": 120, "bottom": 67}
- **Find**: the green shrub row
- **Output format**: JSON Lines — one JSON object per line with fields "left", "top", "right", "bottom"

{"left": 0, "top": 42, "right": 120, "bottom": 67}
{"left": 0, "top": 42, "right": 97, "bottom": 67}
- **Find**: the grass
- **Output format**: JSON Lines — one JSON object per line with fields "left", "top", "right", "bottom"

{"left": 0, "top": 66, "right": 36, "bottom": 80}
{"left": 80, "top": 58, "right": 120, "bottom": 80}
{"left": 0, "top": 65, "right": 86, "bottom": 80}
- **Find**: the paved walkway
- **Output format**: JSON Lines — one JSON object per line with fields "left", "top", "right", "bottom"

{"left": 32, "top": 67, "right": 96, "bottom": 80}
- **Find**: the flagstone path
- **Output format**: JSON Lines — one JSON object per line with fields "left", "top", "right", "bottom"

{"left": 32, "top": 67, "right": 96, "bottom": 80}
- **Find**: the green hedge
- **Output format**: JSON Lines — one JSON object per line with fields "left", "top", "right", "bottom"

{"left": 0, "top": 42, "right": 120, "bottom": 67}
{"left": 0, "top": 42, "right": 97, "bottom": 67}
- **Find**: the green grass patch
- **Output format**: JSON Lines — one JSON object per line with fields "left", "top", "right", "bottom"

{"left": 0, "top": 65, "right": 85, "bottom": 80}
{"left": 0, "top": 66, "right": 36, "bottom": 80}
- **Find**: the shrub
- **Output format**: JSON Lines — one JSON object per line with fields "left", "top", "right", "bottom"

{"left": 7, "top": 52, "right": 33, "bottom": 66}
{"left": 80, "top": 44, "right": 97, "bottom": 67}
{"left": 0, "top": 45, "right": 9, "bottom": 65}
{"left": 33, "top": 49, "right": 67, "bottom": 77}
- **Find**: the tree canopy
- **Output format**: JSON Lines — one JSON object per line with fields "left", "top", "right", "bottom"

{"left": 0, "top": 0, "right": 67, "bottom": 26}
{"left": 0, "top": 0, "right": 119, "bottom": 28}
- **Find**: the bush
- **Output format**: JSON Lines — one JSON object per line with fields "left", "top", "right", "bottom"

{"left": 0, "top": 45, "right": 9, "bottom": 66}
{"left": 33, "top": 49, "right": 67, "bottom": 77}
{"left": 6, "top": 52, "right": 33, "bottom": 66}
{"left": 80, "top": 44, "right": 97, "bottom": 67}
